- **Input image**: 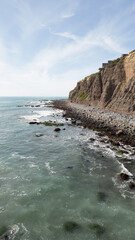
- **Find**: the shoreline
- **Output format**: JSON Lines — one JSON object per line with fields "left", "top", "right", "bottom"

{"left": 53, "top": 100, "right": 135, "bottom": 147}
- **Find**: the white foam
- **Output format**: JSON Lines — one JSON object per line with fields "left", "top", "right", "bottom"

{"left": 11, "top": 152, "right": 35, "bottom": 160}
{"left": 20, "top": 114, "right": 39, "bottom": 121}
{"left": 20, "top": 108, "right": 63, "bottom": 122}
{"left": 0, "top": 225, "right": 20, "bottom": 240}
{"left": 33, "top": 110, "right": 56, "bottom": 117}
{"left": 45, "top": 162, "right": 56, "bottom": 174}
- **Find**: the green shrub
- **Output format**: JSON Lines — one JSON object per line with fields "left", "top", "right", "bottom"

{"left": 79, "top": 92, "right": 86, "bottom": 101}
{"left": 109, "top": 58, "right": 120, "bottom": 67}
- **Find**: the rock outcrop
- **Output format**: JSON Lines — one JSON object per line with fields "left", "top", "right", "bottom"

{"left": 69, "top": 50, "right": 135, "bottom": 115}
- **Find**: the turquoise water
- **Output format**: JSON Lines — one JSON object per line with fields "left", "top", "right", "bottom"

{"left": 0, "top": 97, "right": 135, "bottom": 240}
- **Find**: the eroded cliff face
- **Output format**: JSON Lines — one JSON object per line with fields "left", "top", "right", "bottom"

{"left": 69, "top": 51, "right": 135, "bottom": 114}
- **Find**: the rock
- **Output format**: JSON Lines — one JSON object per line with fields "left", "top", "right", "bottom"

{"left": 63, "top": 128, "right": 66, "bottom": 130}
{"left": 35, "top": 133, "right": 44, "bottom": 137}
{"left": 97, "top": 132, "right": 105, "bottom": 137}
{"left": 110, "top": 139, "right": 120, "bottom": 146}
{"left": 0, "top": 226, "right": 8, "bottom": 237}
{"left": 100, "top": 139, "right": 106, "bottom": 143}
{"left": 71, "top": 120, "right": 76, "bottom": 124}
{"left": 63, "top": 221, "right": 80, "bottom": 232}
{"left": 90, "top": 138, "right": 95, "bottom": 142}
{"left": 116, "top": 130, "right": 124, "bottom": 137}
{"left": 129, "top": 182, "right": 135, "bottom": 189}
{"left": 119, "top": 172, "right": 130, "bottom": 181}
{"left": 29, "top": 121, "right": 37, "bottom": 124}
{"left": 97, "top": 192, "right": 107, "bottom": 202}
{"left": 54, "top": 128, "right": 61, "bottom": 132}
{"left": 89, "top": 223, "right": 105, "bottom": 236}
{"left": 67, "top": 166, "right": 73, "bottom": 169}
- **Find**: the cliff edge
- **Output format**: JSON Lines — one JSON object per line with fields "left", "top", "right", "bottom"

{"left": 69, "top": 51, "right": 135, "bottom": 115}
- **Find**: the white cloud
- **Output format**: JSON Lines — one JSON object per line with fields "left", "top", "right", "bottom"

{"left": 53, "top": 31, "right": 79, "bottom": 41}
{"left": 61, "top": 13, "right": 75, "bottom": 18}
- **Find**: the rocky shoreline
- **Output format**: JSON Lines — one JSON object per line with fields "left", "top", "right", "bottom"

{"left": 53, "top": 100, "right": 135, "bottom": 147}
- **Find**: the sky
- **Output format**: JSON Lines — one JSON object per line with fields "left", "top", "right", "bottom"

{"left": 0, "top": 0, "right": 135, "bottom": 97}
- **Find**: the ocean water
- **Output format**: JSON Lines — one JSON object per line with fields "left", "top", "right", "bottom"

{"left": 0, "top": 97, "right": 135, "bottom": 240}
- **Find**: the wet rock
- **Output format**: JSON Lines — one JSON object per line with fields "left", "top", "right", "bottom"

{"left": 89, "top": 223, "right": 105, "bottom": 236}
{"left": 110, "top": 139, "right": 120, "bottom": 146}
{"left": 35, "top": 133, "right": 44, "bottom": 137}
{"left": 129, "top": 181, "right": 135, "bottom": 189}
{"left": 54, "top": 128, "right": 61, "bottom": 132}
{"left": 119, "top": 172, "right": 130, "bottom": 181}
{"left": 90, "top": 138, "right": 95, "bottom": 142}
{"left": 100, "top": 139, "right": 106, "bottom": 143}
{"left": 71, "top": 120, "right": 76, "bottom": 124}
{"left": 29, "top": 121, "right": 37, "bottom": 124}
{"left": 63, "top": 221, "right": 80, "bottom": 232}
{"left": 63, "top": 128, "right": 66, "bottom": 130}
{"left": 67, "top": 166, "right": 73, "bottom": 169}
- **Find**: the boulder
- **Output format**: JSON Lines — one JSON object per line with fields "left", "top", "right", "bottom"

{"left": 119, "top": 172, "right": 130, "bottom": 181}
{"left": 116, "top": 130, "right": 124, "bottom": 137}
{"left": 54, "top": 128, "right": 61, "bottom": 132}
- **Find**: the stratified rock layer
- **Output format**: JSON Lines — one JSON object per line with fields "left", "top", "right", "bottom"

{"left": 69, "top": 51, "right": 135, "bottom": 115}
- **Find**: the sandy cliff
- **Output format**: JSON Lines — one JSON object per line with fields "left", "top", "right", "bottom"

{"left": 69, "top": 51, "right": 135, "bottom": 115}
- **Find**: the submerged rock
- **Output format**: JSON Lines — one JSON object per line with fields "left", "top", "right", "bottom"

{"left": 89, "top": 223, "right": 105, "bottom": 236}
{"left": 0, "top": 226, "right": 8, "bottom": 237}
{"left": 67, "top": 166, "right": 73, "bottom": 169}
{"left": 129, "top": 181, "right": 135, "bottom": 189}
{"left": 97, "top": 192, "right": 107, "bottom": 202}
{"left": 63, "top": 221, "right": 80, "bottom": 232}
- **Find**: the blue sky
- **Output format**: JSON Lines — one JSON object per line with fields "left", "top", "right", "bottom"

{"left": 0, "top": 0, "right": 135, "bottom": 96}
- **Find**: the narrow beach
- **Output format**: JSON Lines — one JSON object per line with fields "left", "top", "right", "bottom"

{"left": 53, "top": 100, "right": 135, "bottom": 147}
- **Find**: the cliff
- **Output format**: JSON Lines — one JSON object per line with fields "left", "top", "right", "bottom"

{"left": 69, "top": 51, "right": 135, "bottom": 115}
